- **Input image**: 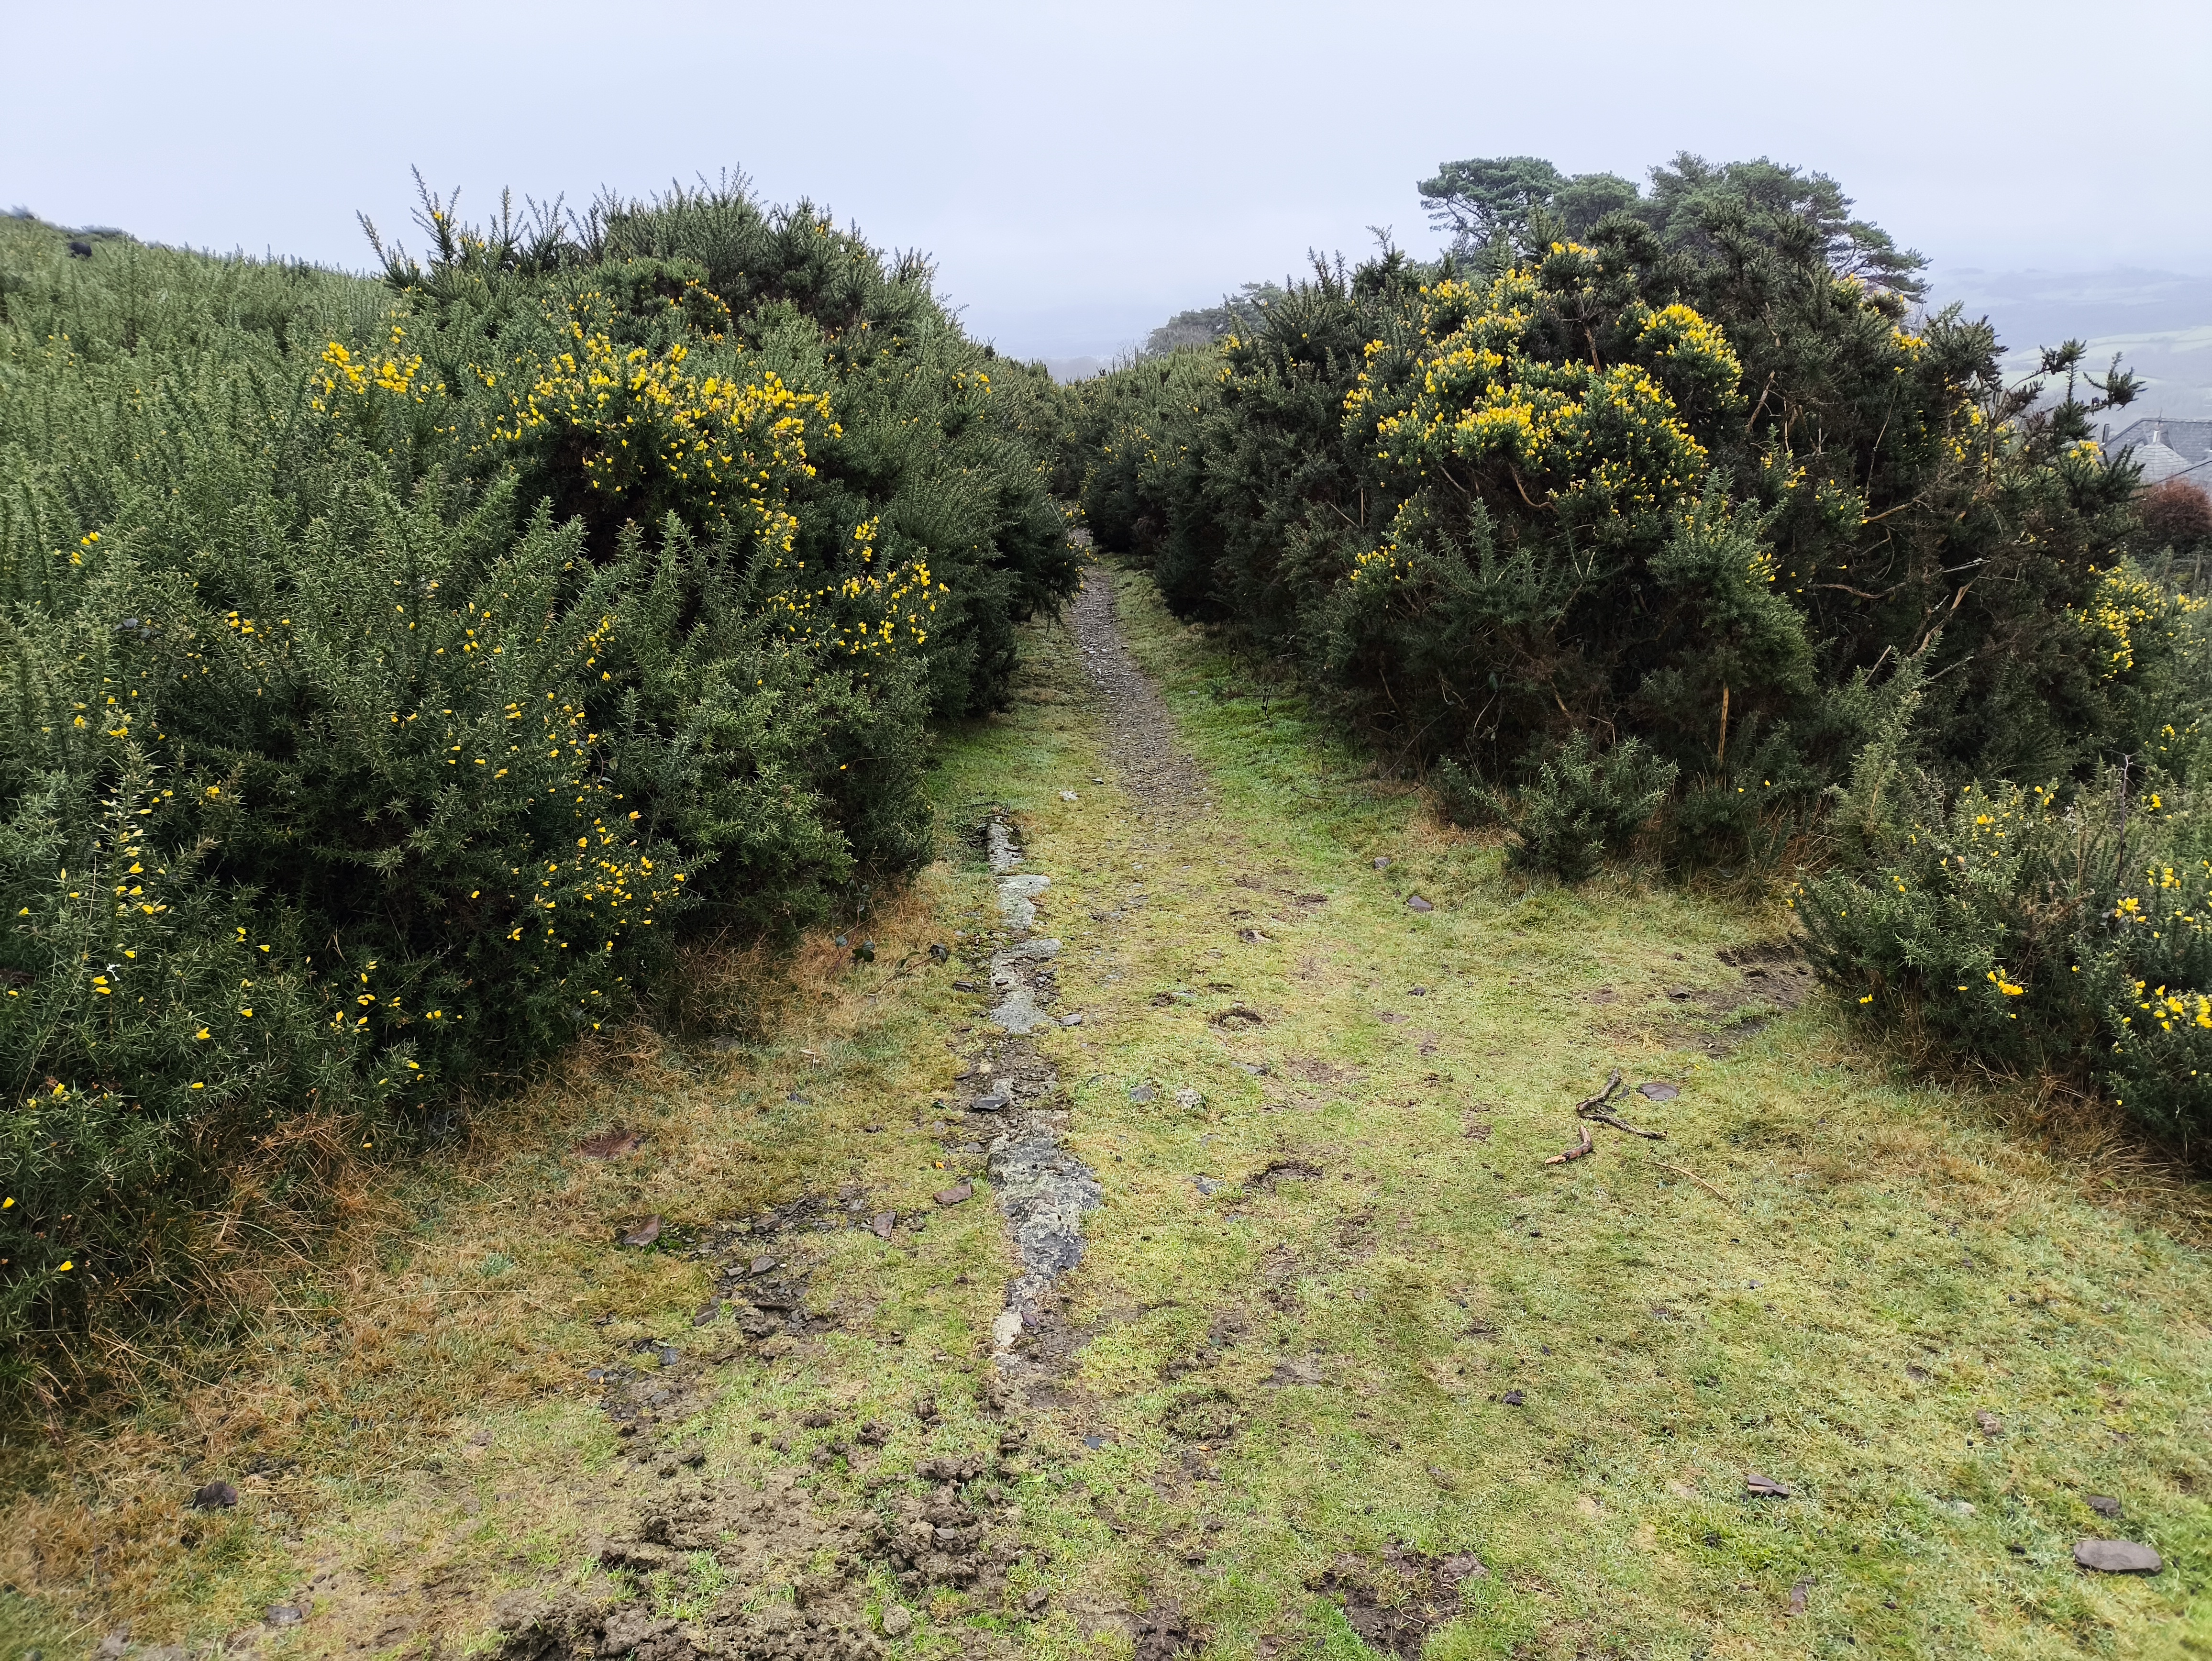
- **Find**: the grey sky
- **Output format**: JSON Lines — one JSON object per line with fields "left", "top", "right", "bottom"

{"left": 7, "top": 0, "right": 2207, "bottom": 361}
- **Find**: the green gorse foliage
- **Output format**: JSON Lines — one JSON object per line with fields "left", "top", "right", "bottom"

{"left": 1067, "top": 154, "right": 2212, "bottom": 1139}
{"left": 0, "top": 182, "right": 1073, "bottom": 1398}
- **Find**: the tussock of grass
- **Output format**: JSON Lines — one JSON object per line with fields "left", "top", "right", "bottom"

{"left": 4, "top": 565, "right": 2209, "bottom": 1659}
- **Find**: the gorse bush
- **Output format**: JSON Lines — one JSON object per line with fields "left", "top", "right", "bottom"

{"left": 0, "top": 181, "right": 1074, "bottom": 1398}
{"left": 1798, "top": 659, "right": 2212, "bottom": 1145}
{"left": 1069, "top": 151, "right": 2212, "bottom": 1140}
{"left": 1445, "top": 734, "right": 1678, "bottom": 882}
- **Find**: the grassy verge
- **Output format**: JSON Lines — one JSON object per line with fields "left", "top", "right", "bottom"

{"left": 3, "top": 564, "right": 2207, "bottom": 1661}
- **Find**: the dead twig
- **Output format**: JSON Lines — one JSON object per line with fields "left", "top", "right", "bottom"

{"left": 1574, "top": 1069, "right": 1666, "bottom": 1139}
{"left": 1658, "top": 1161, "right": 1733, "bottom": 1206}
{"left": 1545, "top": 1125, "right": 1594, "bottom": 1165}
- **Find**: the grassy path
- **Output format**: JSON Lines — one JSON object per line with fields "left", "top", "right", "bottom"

{"left": 6, "top": 562, "right": 2210, "bottom": 1661}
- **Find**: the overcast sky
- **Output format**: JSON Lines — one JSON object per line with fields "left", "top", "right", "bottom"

{"left": 7, "top": 0, "right": 2207, "bottom": 360}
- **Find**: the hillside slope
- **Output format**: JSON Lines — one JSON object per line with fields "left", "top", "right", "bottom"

{"left": 4, "top": 561, "right": 2208, "bottom": 1661}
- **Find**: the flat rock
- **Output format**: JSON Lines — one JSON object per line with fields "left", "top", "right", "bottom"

{"left": 619, "top": 1216, "right": 663, "bottom": 1248}
{"left": 1636, "top": 1081, "right": 1679, "bottom": 1101}
{"left": 1406, "top": 894, "right": 1435, "bottom": 913}
{"left": 1745, "top": 1472, "right": 1792, "bottom": 1497}
{"left": 933, "top": 1181, "right": 974, "bottom": 1207}
{"left": 2075, "top": 1539, "right": 2161, "bottom": 1574}
{"left": 2087, "top": 1495, "right": 2123, "bottom": 1518}
{"left": 871, "top": 1212, "right": 896, "bottom": 1240}
{"left": 265, "top": 1606, "right": 303, "bottom": 1628}
{"left": 989, "top": 986, "right": 1050, "bottom": 1033}
{"left": 191, "top": 1480, "right": 238, "bottom": 1510}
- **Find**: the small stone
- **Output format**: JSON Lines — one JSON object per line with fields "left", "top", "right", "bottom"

{"left": 265, "top": 1605, "right": 304, "bottom": 1628}
{"left": 2074, "top": 1539, "right": 2162, "bottom": 1574}
{"left": 1746, "top": 1473, "right": 1792, "bottom": 1497}
{"left": 1372, "top": 856, "right": 1392, "bottom": 869}
{"left": 1788, "top": 1577, "right": 1812, "bottom": 1616}
{"left": 1500, "top": 1389, "right": 1525, "bottom": 1406}
{"left": 1976, "top": 1410, "right": 2004, "bottom": 1437}
{"left": 691, "top": 1303, "right": 719, "bottom": 1328}
{"left": 871, "top": 1212, "right": 896, "bottom": 1240}
{"left": 1406, "top": 894, "right": 1435, "bottom": 913}
{"left": 929, "top": 942, "right": 950, "bottom": 963}
{"left": 619, "top": 1215, "right": 663, "bottom": 1248}
{"left": 952, "top": 980, "right": 978, "bottom": 992}
{"left": 933, "top": 1181, "right": 973, "bottom": 1207}
{"left": 881, "top": 1604, "right": 914, "bottom": 1637}
{"left": 750, "top": 1255, "right": 776, "bottom": 1274}
{"left": 1636, "top": 1081, "right": 1679, "bottom": 1101}
{"left": 2087, "top": 1495, "right": 2123, "bottom": 1518}
{"left": 1128, "top": 1084, "right": 1154, "bottom": 1103}
{"left": 1173, "top": 1086, "right": 1204, "bottom": 1110}
{"left": 1192, "top": 1176, "right": 1220, "bottom": 1196}
{"left": 1060, "top": 790, "right": 1079, "bottom": 802}
{"left": 972, "top": 1092, "right": 1009, "bottom": 1113}
{"left": 191, "top": 1480, "right": 239, "bottom": 1510}
{"left": 1059, "top": 1011, "right": 1084, "bottom": 1027}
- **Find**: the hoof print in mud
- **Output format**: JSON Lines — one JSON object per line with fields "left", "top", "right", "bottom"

{"left": 864, "top": 1458, "right": 1005, "bottom": 1592}
{"left": 1161, "top": 1387, "right": 1241, "bottom": 1441}
{"left": 1132, "top": 1605, "right": 1199, "bottom": 1661}
{"left": 1309, "top": 1545, "right": 1487, "bottom": 1657}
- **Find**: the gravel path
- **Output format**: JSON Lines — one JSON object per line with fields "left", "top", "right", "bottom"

{"left": 1069, "top": 564, "right": 1209, "bottom": 818}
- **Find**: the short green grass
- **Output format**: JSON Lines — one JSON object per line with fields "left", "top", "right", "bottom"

{"left": 3, "top": 562, "right": 2208, "bottom": 1660}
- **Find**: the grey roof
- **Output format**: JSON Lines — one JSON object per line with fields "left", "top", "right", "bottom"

{"left": 2105, "top": 418, "right": 2212, "bottom": 483}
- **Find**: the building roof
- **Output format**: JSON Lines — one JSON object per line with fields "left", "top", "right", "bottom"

{"left": 2105, "top": 418, "right": 2212, "bottom": 483}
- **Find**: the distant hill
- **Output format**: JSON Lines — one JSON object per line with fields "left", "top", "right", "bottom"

{"left": 1926, "top": 266, "right": 2212, "bottom": 421}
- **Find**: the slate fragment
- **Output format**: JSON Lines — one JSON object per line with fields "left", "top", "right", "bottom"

{"left": 2074, "top": 1539, "right": 2162, "bottom": 1574}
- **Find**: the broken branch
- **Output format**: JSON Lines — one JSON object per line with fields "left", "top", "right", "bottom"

{"left": 1574, "top": 1069, "right": 1666, "bottom": 1139}
{"left": 1544, "top": 1124, "right": 1595, "bottom": 1165}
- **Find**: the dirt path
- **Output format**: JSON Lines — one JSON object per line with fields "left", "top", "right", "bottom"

{"left": 10, "top": 561, "right": 2211, "bottom": 1661}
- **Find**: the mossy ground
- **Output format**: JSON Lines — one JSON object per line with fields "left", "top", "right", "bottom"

{"left": 4, "top": 563, "right": 2209, "bottom": 1661}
